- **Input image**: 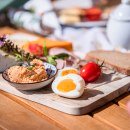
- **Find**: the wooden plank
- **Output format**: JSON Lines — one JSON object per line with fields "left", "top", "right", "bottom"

{"left": 0, "top": 27, "right": 20, "bottom": 35}
{"left": 0, "top": 127, "right": 5, "bottom": 130}
{"left": 0, "top": 125, "right": 7, "bottom": 130}
{"left": 0, "top": 93, "right": 62, "bottom": 130}
{"left": 114, "top": 93, "right": 130, "bottom": 110}
{"left": 0, "top": 91, "right": 116, "bottom": 130}
{"left": 0, "top": 26, "right": 40, "bottom": 37}
{"left": 93, "top": 103, "right": 130, "bottom": 130}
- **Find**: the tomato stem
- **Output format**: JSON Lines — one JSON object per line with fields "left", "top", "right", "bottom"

{"left": 99, "top": 61, "right": 104, "bottom": 68}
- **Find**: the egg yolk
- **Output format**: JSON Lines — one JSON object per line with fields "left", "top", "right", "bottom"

{"left": 61, "top": 70, "right": 78, "bottom": 76}
{"left": 57, "top": 79, "right": 76, "bottom": 92}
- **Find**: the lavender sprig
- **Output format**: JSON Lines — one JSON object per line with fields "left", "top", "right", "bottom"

{"left": 0, "top": 35, "right": 35, "bottom": 62}
{"left": 0, "top": 35, "right": 6, "bottom": 46}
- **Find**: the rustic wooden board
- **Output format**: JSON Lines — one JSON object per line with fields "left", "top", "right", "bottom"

{"left": 0, "top": 72, "right": 130, "bottom": 115}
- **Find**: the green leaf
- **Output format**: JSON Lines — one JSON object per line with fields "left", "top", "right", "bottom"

{"left": 15, "top": 53, "right": 23, "bottom": 61}
{"left": 46, "top": 53, "right": 69, "bottom": 66}
{"left": 27, "top": 64, "right": 35, "bottom": 70}
{"left": 27, "top": 66, "right": 33, "bottom": 70}
{"left": 43, "top": 41, "right": 48, "bottom": 56}
{"left": 53, "top": 53, "right": 69, "bottom": 60}
{"left": 47, "top": 56, "right": 57, "bottom": 66}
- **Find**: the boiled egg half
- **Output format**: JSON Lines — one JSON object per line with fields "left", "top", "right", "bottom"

{"left": 52, "top": 74, "right": 85, "bottom": 98}
{"left": 57, "top": 67, "right": 79, "bottom": 77}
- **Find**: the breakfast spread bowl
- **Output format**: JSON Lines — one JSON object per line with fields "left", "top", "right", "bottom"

{"left": 2, "top": 62, "right": 57, "bottom": 91}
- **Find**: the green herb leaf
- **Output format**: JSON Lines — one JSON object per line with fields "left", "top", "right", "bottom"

{"left": 47, "top": 56, "right": 57, "bottom": 66}
{"left": 53, "top": 53, "right": 69, "bottom": 60}
{"left": 43, "top": 41, "right": 48, "bottom": 56}
{"left": 46, "top": 53, "right": 69, "bottom": 66}
{"left": 15, "top": 53, "right": 23, "bottom": 61}
{"left": 26, "top": 53, "right": 31, "bottom": 61}
{"left": 27, "top": 66, "right": 33, "bottom": 70}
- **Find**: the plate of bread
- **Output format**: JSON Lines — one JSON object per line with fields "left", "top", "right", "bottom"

{"left": 53, "top": 0, "right": 117, "bottom": 27}
{"left": 56, "top": 7, "right": 111, "bottom": 27}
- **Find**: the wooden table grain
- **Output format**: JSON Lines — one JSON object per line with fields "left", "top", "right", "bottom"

{"left": 0, "top": 26, "right": 130, "bottom": 130}
{"left": 0, "top": 90, "right": 130, "bottom": 130}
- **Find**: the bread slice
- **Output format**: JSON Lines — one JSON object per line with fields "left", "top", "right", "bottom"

{"left": 86, "top": 50, "right": 130, "bottom": 75}
{"left": 59, "top": 8, "right": 86, "bottom": 16}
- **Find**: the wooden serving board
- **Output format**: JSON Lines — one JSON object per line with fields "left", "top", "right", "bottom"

{"left": 0, "top": 27, "right": 130, "bottom": 115}
{"left": 0, "top": 70, "right": 130, "bottom": 115}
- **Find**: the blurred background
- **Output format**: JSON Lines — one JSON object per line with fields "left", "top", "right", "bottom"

{"left": 0, "top": 0, "right": 123, "bottom": 56}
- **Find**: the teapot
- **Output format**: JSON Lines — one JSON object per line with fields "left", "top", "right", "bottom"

{"left": 106, "top": 0, "right": 130, "bottom": 49}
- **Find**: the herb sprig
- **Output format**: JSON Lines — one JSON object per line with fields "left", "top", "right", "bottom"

{"left": 0, "top": 35, "right": 70, "bottom": 66}
{"left": 47, "top": 53, "right": 69, "bottom": 66}
{"left": 42, "top": 41, "right": 69, "bottom": 66}
{"left": 0, "top": 35, "right": 35, "bottom": 62}
{"left": 43, "top": 41, "right": 48, "bottom": 56}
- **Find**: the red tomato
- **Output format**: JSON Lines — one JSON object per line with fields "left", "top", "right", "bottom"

{"left": 86, "top": 7, "right": 102, "bottom": 21}
{"left": 80, "top": 62, "right": 101, "bottom": 82}
{"left": 29, "top": 43, "right": 43, "bottom": 56}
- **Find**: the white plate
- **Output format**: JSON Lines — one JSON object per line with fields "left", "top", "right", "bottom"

{"left": 60, "top": 20, "right": 107, "bottom": 28}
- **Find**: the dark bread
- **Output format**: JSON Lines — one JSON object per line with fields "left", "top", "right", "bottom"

{"left": 86, "top": 50, "right": 130, "bottom": 75}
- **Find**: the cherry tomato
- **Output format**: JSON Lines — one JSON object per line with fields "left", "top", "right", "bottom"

{"left": 80, "top": 62, "right": 101, "bottom": 82}
{"left": 29, "top": 43, "right": 43, "bottom": 56}
{"left": 86, "top": 7, "right": 102, "bottom": 21}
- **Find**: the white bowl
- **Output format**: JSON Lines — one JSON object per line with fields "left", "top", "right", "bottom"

{"left": 2, "top": 62, "right": 57, "bottom": 91}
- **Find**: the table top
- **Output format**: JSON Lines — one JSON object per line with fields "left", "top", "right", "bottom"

{"left": 0, "top": 27, "right": 130, "bottom": 130}
{"left": 0, "top": 90, "right": 130, "bottom": 130}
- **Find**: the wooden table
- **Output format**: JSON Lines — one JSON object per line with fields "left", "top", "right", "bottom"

{"left": 0, "top": 27, "right": 130, "bottom": 130}
{"left": 0, "top": 90, "right": 130, "bottom": 130}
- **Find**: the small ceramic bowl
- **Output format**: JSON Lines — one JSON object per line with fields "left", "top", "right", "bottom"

{"left": 2, "top": 62, "right": 57, "bottom": 91}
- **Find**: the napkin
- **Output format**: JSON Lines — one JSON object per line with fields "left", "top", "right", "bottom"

{"left": 24, "top": 0, "right": 62, "bottom": 37}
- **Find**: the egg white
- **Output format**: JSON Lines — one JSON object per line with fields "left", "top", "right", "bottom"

{"left": 52, "top": 74, "right": 85, "bottom": 98}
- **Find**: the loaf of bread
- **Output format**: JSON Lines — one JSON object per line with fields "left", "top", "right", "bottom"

{"left": 59, "top": 14, "right": 81, "bottom": 24}
{"left": 59, "top": 8, "right": 86, "bottom": 16}
{"left": 86, "top": 50, "right": 130, "bottom": 75}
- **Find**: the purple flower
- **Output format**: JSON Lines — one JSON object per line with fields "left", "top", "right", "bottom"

{"left": 2, "top": 34, "right": 7, "bottom": 40}
{"left": 0, "top": 40, "right": 3, "bottom": 46}
{"left": 0, "top": 34, "right": 6, "bottom": 47}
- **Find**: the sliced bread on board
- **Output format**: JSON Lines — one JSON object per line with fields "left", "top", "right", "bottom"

{"left": 86, "top": 50, "right": 130, "bottom": 75}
